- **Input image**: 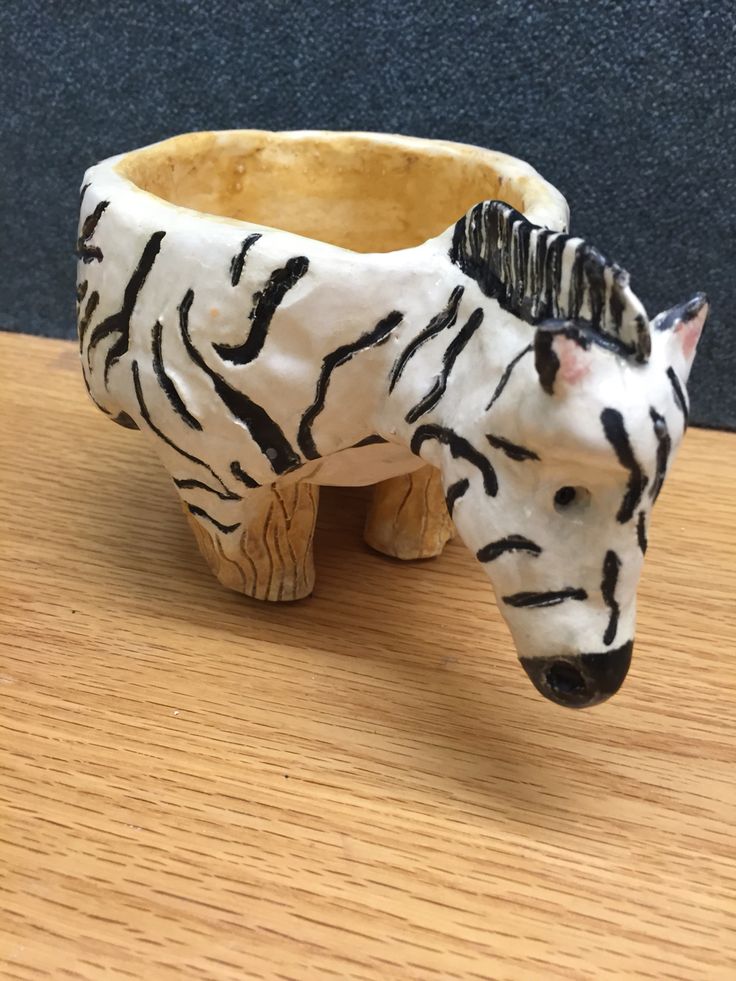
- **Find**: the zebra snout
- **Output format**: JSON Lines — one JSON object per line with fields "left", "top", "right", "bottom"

{"left": 519, "top": 641, "right": 633, "bottom": 709}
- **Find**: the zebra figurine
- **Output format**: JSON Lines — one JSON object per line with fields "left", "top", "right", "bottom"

{"left": 78, "top": 150, "right": 707, "bottom": 709}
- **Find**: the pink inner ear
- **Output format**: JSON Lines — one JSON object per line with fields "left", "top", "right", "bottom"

{"left": 556, "top": 336, "right": 592, "bottom": 385}
{"left": 676, "top": 308, "right": 707, "bottom": 362}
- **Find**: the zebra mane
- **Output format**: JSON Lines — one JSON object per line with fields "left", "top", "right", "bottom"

{"left": 448, "top": 200, "right": 651, "bottom": 362}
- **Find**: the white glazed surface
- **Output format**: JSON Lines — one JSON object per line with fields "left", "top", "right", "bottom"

{"left": 77, "top": 130, "right": 706, "bottom": 699}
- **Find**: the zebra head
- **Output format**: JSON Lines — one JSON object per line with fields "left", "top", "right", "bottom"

{"left": 413, "top": 202, "right": 708, "bottom": 707}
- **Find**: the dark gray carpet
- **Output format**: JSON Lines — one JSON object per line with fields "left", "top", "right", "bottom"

{"left": 1, "top": 0, "right": 733, "bottom": 428}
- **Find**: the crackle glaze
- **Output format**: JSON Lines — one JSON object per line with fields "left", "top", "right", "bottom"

{"left": 76, "top": 130, "right": 707, "bottom": 708}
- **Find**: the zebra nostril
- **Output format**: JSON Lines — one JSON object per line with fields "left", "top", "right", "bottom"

{"left": 545, "top": 660, "right": 586, "bottom": 698}
{"left": 519, "top": 642, "right": 633, "bottom": 709}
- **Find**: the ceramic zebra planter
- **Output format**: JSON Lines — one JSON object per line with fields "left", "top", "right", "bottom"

{"left": 77, "top": 130, "right": 707, "bottom": 709}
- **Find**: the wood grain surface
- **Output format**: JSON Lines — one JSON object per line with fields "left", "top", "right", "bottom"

{"left": 1, "top": 332, "right": 735, "bottom": 980}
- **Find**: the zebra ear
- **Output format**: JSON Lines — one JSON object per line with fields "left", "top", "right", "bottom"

{"left": 653, "top": 292, "right": 709, "bottom": 382}
{"left": 534, "top": 320, "right": 594, "bottom": 396}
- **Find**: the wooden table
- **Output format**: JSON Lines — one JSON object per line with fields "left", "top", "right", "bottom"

{"left": 1, "top": 332, "right": 734, "bottom": 980}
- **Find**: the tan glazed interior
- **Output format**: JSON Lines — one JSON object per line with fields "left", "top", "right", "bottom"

{"left": 116, "top": 130, "right": 537, "bottom": 253}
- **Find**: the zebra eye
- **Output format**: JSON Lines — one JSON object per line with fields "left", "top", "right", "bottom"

{"left": 554, "top": 486, "right": 591, "bottom": 513}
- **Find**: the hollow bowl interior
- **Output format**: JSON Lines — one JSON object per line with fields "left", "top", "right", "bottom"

{"left": 115, "top": 130, "right": 552, "bottom": 252}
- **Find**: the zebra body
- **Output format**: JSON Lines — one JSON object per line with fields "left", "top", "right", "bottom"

{"left": 78, "top": 144, "right": 707, "bottom": 709}
{"left": 80, "top": 165, "right": 449, "bottom": 486}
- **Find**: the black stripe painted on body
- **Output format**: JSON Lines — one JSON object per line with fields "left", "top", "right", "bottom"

{"left": 88, "top": 231, "right": 166, "bottom": 382}
{"left": 533, "top": 327, "right": 562, "bottom": 395}
{"left": 76, "top": 200, "right": 109, "bottom": 263}
{"left": 601, "top": 549, "right": 621, "bottom": 646}
{"left": 445, "top": 478, "right": 469, "bottom": 517}
{"left": 486, "top": 433, "right": 539, "bottom": 462}
{"left": 81, "top": 367, "right": 111, "bottom": 416}
{"left": 405, "top": 307, "right": 484, "bottom": 424}
{"left": 179, "top": 289, "right": 301, "bottom": 475}
{"left": 186, "top": 504, "right": 241, "bottom": 534}
{"left": 477, "top": 535, "right": 542, "bottom": 562}
{"left": 131, "top": 359, "right": 233, "bottom": 495}
{"left": 410, "top": 424, "right": 497, "bottom": 496}
{"left": 230, "top": 460, "right": 261, "bottom": 488}
{"left": 214, "top": 255, "right": 309, "bottom": 365}
{"left": 648, "top": 407, "right": 671, "bottom": 501}
{"left": 485, "top": 344, "right": 533, "bottom": 411}
{"left": 351, "top": 435, "right": 389, "bottom": 448}
{"left": 78, "top": 290, "right": 99, "bottom": 350}
{"left": 389, "top": 287, "right": 464, "bottom": 393}
{"left": 111, "top": 411, "right": 138, "bottom": 429}
{"left": 667, "top": 366, "right": 689, "bottom": 429}
{"left": 298, "top": 310, "right": 404, "bottom": 460}
{"left": 152, "top": 319, "right": 202, "bottom": 431}
{"left": 230, "top": 233, "right": 262, "bottom": 286}
{"left": 600, "top": 408, "right": 648, "bottom": 523}
{"left": 637, "top": 510, "right": 648, "bottom": 554}
{"left": 502, "top": 588, "right": 588, "bottom": 608}
{"left": 173, "top": 477, "right": 241, "bottom": 501}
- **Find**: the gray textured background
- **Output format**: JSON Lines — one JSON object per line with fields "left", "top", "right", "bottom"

{"left": 1, "top": 0, "right": 734, "bottom": 428}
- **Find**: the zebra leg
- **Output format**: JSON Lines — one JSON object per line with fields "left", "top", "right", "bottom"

{"left": 364, "top": 465, "right": 454, "bottom": 560}
{"left": 182, "top": 481, "right": 320, "bottom": 602}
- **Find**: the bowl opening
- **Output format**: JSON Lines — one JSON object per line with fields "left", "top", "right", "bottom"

{"left": 115, "top": 131, "right": 539, "bottom": 252}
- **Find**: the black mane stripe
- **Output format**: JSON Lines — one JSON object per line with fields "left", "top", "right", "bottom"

{"left": 298, "top": 310, "right": 404, "bottom": 460}
{"left": 449, "top": 200, "right": 650, "bottom": 361}
{"left": 178, "top": 289, "right": 301, "bottom": 475}
{"left": 152, "top": 319, "right": 202, "bottom": 431}
{"left": 410, "top": 424, "right": 498, "bottom": 496}
{"left": 600, "top": 408, "right": 648, "bottom": 523}
{"left": 214, "top": 255, "right": 309, "bottom": 365}
{"left": 405, "top": 307, "right": 484, "bottom": 424}
{"left": 131, "top": 360, "right": 233, "bottom": 495}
